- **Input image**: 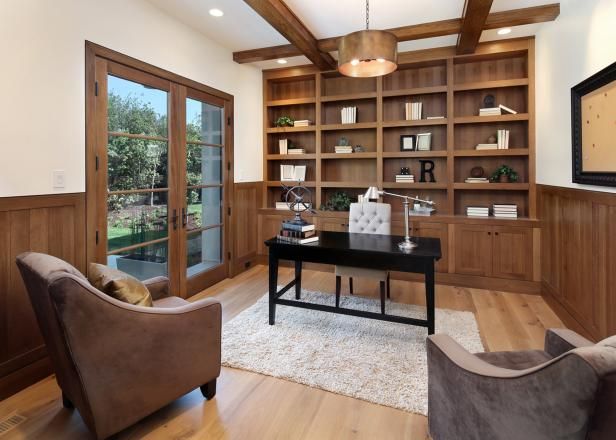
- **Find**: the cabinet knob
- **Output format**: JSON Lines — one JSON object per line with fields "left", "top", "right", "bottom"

{"left": 487, "top": 231, "right": 491, "bottom": 235}
{"left": 495, "top": 232, "right": 499, "bottom": 236}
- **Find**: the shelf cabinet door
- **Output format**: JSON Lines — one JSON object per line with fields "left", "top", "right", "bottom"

{"left": 454, "top": 224, "right": 492, "bottom": 277}
{"left": 317, "top": 217, "right": 349, "bottom": 232}
{"left": 492, "top": 226, "right": 533, "bottom": 281}
{"left": 414, "top": 222, "right": 448, "bottom": 273}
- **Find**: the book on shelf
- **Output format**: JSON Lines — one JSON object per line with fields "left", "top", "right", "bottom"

{"left": 416, "top": 132, "right": 432, "bottom": 151}
{"left": 467, "top": 206, "right": 490, "bottom": 217}
{"left": 493, "top": 203, "right": 518, "bottom": 218}
{"left": 426, "top": 116, "right": 445, "bottom": 120}
{"left": 475, "top": 143, "right": 498, "bottom": 150}
{"left": 287, "top": 148, "right": 306, "bottom": 154}
{"left": 293, "top": 120, "right": 312, "bottom": 127}
{"left": 499, "top": 104, "right": 517, "bottom": 115}
{"left": 479, "top": 104, "right": 518, "bottom": 116}
{"left": 279, "top": 138, "right": 288, "bottom": 155}
{"left": 275, "top": 202, "right": 312, "bottom": 210}
{"left": 405, "top": 102, "right": 422, "bottom": 121}
{"left": 464, "top": 177, "right": 489, "bottom": 183}
{"left": 410, "top": 207, "right": 435, "bottom": 216}
{"left": 334, "top": 146, "right": 354, "bottom": 154}
{"left": 395, "top": 175, "right": 415, "bottom": 183}
{"left": 341, "top": 106, "right": 358, "bottom": 124}
{"left": 281, "top": 220, "right": 315, "bottom": 232}
{"left": 497, "top": 129, "right": 510, "bottom": 149}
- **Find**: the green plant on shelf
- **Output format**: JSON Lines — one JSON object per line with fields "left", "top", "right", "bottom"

{"left": 490, "top": 164, "right": 519, "bottom": 183}
{"left": 274, "top": 116, "right": 294, "bottom": 127}
{"left": 321, "top": 191, "right": 354, "bottom": 211}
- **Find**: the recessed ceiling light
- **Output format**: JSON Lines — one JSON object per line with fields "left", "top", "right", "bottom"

{"left": 209, "top": 8, "right": 224, "bottom": 17}
{"left": 277, "top": 59, "right": 288, "bottom": 64}
{"left": 497, "top": 27, "right": 512, "bottom": 35}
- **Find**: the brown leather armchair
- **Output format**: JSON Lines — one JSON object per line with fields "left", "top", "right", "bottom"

{"left": 16, "top": 252, "right": 222, "bottom": 440}
{"left": 427, "top": 329, "right": 616, "bottom": 440}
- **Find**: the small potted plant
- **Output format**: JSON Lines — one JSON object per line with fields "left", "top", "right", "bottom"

{"left": 490, "top": 164, "right": 519, "bottom": 183}
{"left": 320, "top": 191, "right": 354, "bottom": 211}
{"left": 275, "top": 116, "right": 294, "bottom": 127}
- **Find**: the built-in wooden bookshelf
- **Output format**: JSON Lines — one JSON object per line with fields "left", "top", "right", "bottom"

{"left": 261, "top": 38, "right": 536, "bottom": 221}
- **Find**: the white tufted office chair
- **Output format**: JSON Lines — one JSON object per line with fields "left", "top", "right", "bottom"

{"left": 335, "top": 202, "right": 391, "bottom": 313}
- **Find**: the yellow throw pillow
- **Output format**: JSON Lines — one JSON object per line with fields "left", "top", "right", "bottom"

{"left": 88, "top": 263, "right": 153, "bottom": 307}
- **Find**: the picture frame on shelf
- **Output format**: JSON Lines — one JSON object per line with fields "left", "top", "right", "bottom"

{"left": 293, "top": 165, "right": 306, "bottom": 182}
{"left": 400, "top": 134, "right": 416, "bottom": 151}
{"left": 572, "top": 61, "right": 616, "bottom": 187}
{"left": 416, "top": 133, "right": 432, "bottom": 151}
{"left": 280, "top": 165, "right": 295, "bottom": 181}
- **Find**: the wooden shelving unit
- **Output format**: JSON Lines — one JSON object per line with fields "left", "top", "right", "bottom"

{"left": 262, "top": 38, "right": 536, "bottom": 219}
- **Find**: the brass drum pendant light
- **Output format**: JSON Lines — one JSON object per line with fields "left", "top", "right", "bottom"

{"left": 338, "top": 0, "right": 398, "bottom": 77}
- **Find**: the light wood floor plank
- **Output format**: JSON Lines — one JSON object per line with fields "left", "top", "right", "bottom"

{"left": 0, "top": 265, "right": 564, "bottom": 439}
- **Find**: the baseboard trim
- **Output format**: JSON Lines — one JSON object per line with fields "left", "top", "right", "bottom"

{"left": 541, "top": 281, "right": 596, "bottom": 341}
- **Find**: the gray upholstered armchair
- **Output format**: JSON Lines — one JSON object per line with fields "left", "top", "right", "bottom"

{"left": 16, "top": 252, "right": 222, "bottom": 440}
{"left": 427, "top": 329, "right": 616, "bottom": 440}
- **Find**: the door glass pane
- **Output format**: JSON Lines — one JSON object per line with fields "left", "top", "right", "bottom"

{"left": 108, "top": 75, "right": 168, "bottom": 137}
{"left": 107, "top": 192, "right": 168, "bottom": 252}
{"left": 107, "top": 138, "right": 168, "bottom": 191}
{"left": 187, "top": 228, "right": 222, "bottom": 277}
{"left": 108, "top": 241, "right": 169, "bottom": 281}
{"left": 186, "top": 187, "right": 221, "bottom": 231}
{"left": 186, "top": 98, "right": 223, "bottom": 144}
{"left": 186, "top": 145, "right": 222, "bottom": 186}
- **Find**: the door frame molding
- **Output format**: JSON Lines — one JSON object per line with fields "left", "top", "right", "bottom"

{"left": 85, "top": 41, "right": 236, "bottom": 294}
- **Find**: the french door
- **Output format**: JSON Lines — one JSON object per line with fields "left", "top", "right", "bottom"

{"left": 87, "top": 48, "right": 233, "bottom": 297}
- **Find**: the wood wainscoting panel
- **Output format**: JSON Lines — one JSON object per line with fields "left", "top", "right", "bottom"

{"left": 233, "top": 182, "right": 263, "bottom": 275}
{"left": 539, "top": 184, "right": 616, "bottom": 340}
{"left": 0, "top": 193, "right": 85, "bottom": 399}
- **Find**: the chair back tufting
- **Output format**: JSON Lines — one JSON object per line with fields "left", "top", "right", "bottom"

{"left": 348, "top": 202, "right": 391, "bottom": 235}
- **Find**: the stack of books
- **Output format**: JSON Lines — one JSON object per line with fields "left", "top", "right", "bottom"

{"left": 475, "top": 143, "right": 498, "bottom": 150}
{"left": 493, "top": 204, "right": 518, "bottom": 218}
{"left": 497, "top": 129, "right": 510, "bottom": 149}
{"left": 341, "top": 106, "right": 357, "bottom": 124}
{"left": 287, "top": 148, "right": 306, "bottom": 155}
{"left": 467, "top": 206, "right": 490, "bottom": 217}
{"left": 405, "top": 102, "right": 422, "bottom": 120}
{"left": 279, "top": 139, "right": 288, "bottom": 154}
{"left": 334, "top": 145, "right": 353, "bottom": 154}
{"left": 464, "top": 177, "right": 489, "bottom": 183}
{"left": 293, "top": 119, "right": 312, "bottom": 127}
{"left": 395, "top": 174, "right": 415, "bottom": 183}
{"left": 277, "top": 220, "right": 319, "bottom": 244}
{"left": 479, "top": 104, "right": 517, "bottom": 116}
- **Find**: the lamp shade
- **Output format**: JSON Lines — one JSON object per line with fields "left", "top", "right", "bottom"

{"left": 364, "top": 186, "right": 381, "bottom": 200}
{"left": 338, "top": 30, "right": 397, "bottom": 78}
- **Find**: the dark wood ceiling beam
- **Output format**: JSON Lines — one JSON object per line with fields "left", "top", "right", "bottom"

{"left": 242, "top": 0, "right": 336, "bottom": 70}
{"left": 457, "top": 0, "right": 494, "bottom": 55}
{"left": 233, "top": 3, "right": 560, "bottom": 63}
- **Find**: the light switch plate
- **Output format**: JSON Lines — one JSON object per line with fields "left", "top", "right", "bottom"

{"left": 52, "top": 170, "right": 65, "bottom": 189}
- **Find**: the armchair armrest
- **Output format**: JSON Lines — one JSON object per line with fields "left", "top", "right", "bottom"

{"left": 544, "top": 328, "right": 594, "bottom": 358}
{"left": 142, "top": 276, "right": 170, "bottom": 300}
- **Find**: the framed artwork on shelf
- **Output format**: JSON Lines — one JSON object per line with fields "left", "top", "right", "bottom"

{"left": 400, "top": 134, "right": 416, "bottom": 151}
{"left": 280, "top": 165, "right": 295, "bottom": 181}
{"left": 417, "top": 133, "right": 432, "bottom": 151}
{"left": 293, "top": 165, "right": 306, "bottom": 182}
{"left": 572, "top": 60, "right": 616, "bottom": 186}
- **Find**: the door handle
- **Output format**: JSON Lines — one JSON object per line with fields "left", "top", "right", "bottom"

{"left": 172, "top": 209, "right": 178, "bottom": 230}
{"left": 182, "top": 208, "right": 187, "bottom": 228}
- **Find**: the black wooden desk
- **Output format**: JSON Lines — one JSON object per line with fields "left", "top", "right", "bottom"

{"left": 264, "top": 231, "right": 442, "bottom": 334}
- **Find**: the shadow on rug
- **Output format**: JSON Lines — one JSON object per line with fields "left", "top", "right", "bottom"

{"left": 222, "top": 288, "right": 484, "bottom": 415}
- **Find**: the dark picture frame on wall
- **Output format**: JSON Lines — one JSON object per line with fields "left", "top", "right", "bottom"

{"left": 571, "top": 60, "right": 616, "bottom": 187}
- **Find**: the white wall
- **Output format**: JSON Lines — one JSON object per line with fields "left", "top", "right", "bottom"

{"left": 0, "top": 0, "right": 263, "bottom": 197}
{"left": 536, "top": 0, "right": 616, "bottom": 192}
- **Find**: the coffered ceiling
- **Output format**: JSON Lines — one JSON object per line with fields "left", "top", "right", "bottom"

{"left": 146, "top": 0, "right": 556, "bottom": 69}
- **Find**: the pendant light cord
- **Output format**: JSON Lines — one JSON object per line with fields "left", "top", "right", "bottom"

{"left": 366, "top": 0, "right": 369, "bottom": 30}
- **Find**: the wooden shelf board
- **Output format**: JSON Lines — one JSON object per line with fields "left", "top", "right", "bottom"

{"left": 320, "top": 122, "right": 377, "bottom": 131}
{"left": 382, "top": 85, "right": 448, "bottom": 98}
{"left": 383, "top": 183, "right": 448, "bottom": 190}
{"left": 321, "top": 182, "right": 375, "bottom": 188}
{"left": 382, "top": 119, "right": 448, "bottom": 128}
{"left": 453, "top": 183, "right": 530, "bottom": 190}
{"left": 266, "top": 97, "right": 316, "bottom": 107}
{"left": 266, "top": 154, "right": 317, "bottom": 160}
{"left": 320, "top": 92, "right": 377, "bottom": 102}
{"left": 266, "top": 126, "right": 316, "bottom": 134}
{"left": 453, "top": 78, "right": 529, "bottom": 92}
{"left": 383, "top": 151, "right": 448, "bottom": 158}
{"left": 454, "top": 114, "right": 529, "bottom": 124}
{"left": 321, "top": 152, "right": 377, "bottom": 159}
{"left": 266, "top": 181, "right": 316, "bottom": 187}
{"left": 454, "top": 149, "right": 529, "bottom": 157}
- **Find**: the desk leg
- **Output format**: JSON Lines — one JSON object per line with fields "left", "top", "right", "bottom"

{"left": 269, "top": 252, "right": 279, "bottom": 325}
{"left": 295, "top": 260, "right": 302, "bottom": 299}
{"left": 425, "top": 262, "right": 435, "bottom": 335}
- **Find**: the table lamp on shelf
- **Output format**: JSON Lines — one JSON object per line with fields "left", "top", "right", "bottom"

{"left": 363, "top": 186, "right": 435, "bottom": 252}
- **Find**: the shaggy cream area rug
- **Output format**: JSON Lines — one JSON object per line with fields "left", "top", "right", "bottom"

{"left": 222, "top": 288, "right": 484, "bottom": 415}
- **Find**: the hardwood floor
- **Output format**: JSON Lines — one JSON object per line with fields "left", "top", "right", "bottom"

{"left": 0, "top": 265, "right": 564, "bottom": 439}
